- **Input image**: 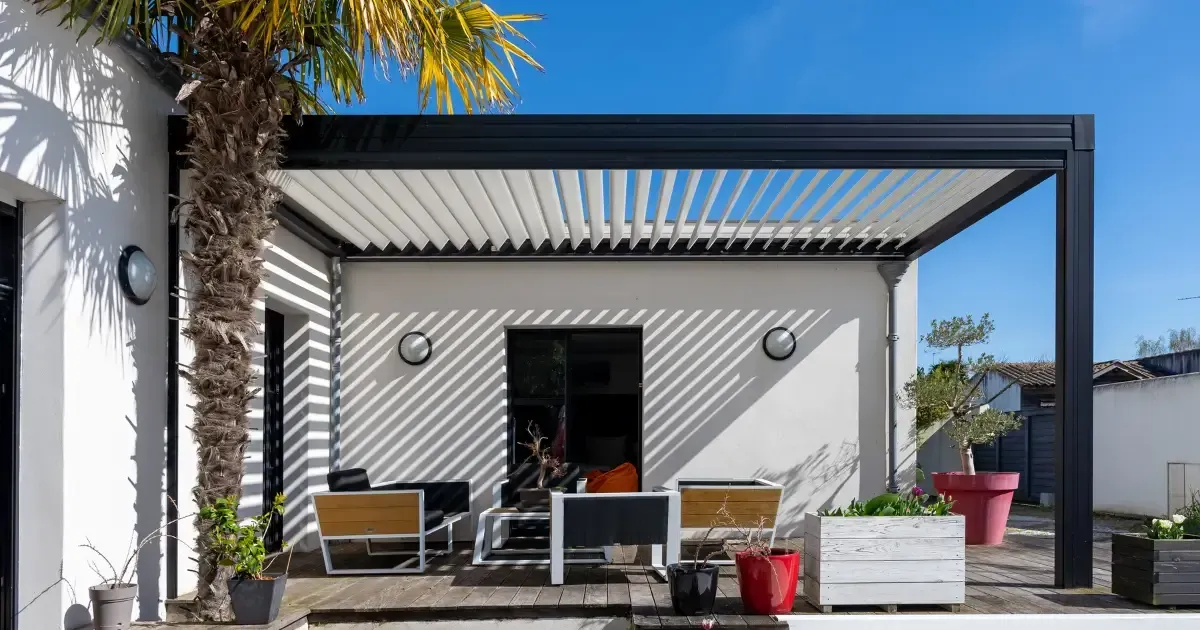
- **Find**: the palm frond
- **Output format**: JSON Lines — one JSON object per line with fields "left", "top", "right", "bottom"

{"left": 36, "top": 0, "right": 542, "bottom": 114}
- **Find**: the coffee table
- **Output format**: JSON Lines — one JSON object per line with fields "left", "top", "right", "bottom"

{"left": 472, "top": 507, "right": 610, "bottom": 566}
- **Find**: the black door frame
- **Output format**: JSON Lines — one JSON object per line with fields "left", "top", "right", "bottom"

{"left": 262, "top": 309, "right": 285, "bottom": 552}
{"left": 1, "top": 201, "right": 21, "bottom": 630}
{"left": 504, "top": 327, "right": 644, "bottom": 488}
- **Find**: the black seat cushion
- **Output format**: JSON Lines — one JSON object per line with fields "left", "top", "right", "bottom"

{"left": 424, "top": 509, "right": 445, "bottom": 530}
{"left": 327, "top": 468, "right": 372, "bottom": 492}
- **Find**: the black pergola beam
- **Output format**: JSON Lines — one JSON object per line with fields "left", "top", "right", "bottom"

{"left": 165, "top": 114, "right": 1079, "bottom": 171}
{"left": 1055, "top": 114, "right": 1095, "bottom": 589}
{"left": 904, "top": 169, "right": 1053, "bottom": 259}
{"left": 274, "top": 204, "right": 345, "bottom": 258}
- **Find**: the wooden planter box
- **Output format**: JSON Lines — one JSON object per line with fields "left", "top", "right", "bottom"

{"left": 1111, "top": 533, "right": 1200, "bottom": 607}
{"left": 802, "top": 513, "right": 965, "bottom": 612}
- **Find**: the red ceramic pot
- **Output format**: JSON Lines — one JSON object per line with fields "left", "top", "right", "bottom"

{"left": 932, "top": 471, "right": 1020, "bottom": 545}
{"left": 734, "top": 549, "right": 800, "bottom": 615}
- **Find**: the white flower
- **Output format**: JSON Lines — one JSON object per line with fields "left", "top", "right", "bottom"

{"left": 1172, "top": 514, "right": 1186, "bottom": 525}
{"left": 1152, "top": 518, "right": 1165, "bottom": 527}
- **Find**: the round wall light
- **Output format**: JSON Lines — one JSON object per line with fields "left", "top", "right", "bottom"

{"left": 762, "top": 327, "right": 796, "bottom": 361}
{"left": 398, "top": 332, "right": 433, "bottom": 366}
{"left": 118, "top": 245, "right": 157, "bottom": 305}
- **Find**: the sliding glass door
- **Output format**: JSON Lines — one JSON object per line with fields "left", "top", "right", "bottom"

{"left": 506, "top": 328, "right": 643, "bottom": 486}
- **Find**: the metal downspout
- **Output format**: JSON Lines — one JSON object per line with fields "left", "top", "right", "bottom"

{"left": 329, "top": 257, "right": 344, "bottom": 471}
{"left": 878, "top": 261, "right": 910, "bottom": 493}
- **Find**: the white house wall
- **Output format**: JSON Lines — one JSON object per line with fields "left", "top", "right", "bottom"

{"left": 247, "top": 226, "right": 334, "bottom": 551}
{"left": 1, "top": 1, "right": 182, "bottom": 627}
{"left": 338, "top": 260, "right": 918, "bottom": 536}
{"left": 1093, "top": 373, "right": 1200, "bottom": 517}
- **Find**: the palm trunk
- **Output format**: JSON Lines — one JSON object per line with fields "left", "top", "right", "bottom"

{"left": 177, "top": 21, "right": 285, "bottom": 622}
{"left": 959, "top": 446, "right": 976, "bottom": 475}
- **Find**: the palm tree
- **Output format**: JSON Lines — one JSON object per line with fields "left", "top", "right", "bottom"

{"left": 36, "top": 0, "right": 541, "bottom": 619}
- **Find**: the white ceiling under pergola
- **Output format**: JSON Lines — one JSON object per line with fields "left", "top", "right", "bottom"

{"left": 277, "top": 167, "right": 1014, "bottom": 254}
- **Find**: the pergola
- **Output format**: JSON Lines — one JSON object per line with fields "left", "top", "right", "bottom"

{"left": 164, "top": 114, "right": 1095, "bottom": 594}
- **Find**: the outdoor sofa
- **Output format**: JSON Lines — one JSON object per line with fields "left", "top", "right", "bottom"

{"left": 312, "top": 468, "right": 470, "bottom": 574}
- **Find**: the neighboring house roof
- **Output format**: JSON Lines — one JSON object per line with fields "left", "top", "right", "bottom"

{"left": 992, "top": 360, "right": 1161, "bottom": 387}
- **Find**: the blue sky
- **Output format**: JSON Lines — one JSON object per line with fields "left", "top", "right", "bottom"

{"left": 332, "top": 0, "right": 1199, "bottom": 364}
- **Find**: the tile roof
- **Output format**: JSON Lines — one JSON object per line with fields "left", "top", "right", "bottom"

{"left": 992, "top": 359, "right": 1161, "bottom": 387}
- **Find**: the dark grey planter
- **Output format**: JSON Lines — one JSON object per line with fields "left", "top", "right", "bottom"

{"left": 89, "top": 583, "right": 136, "bottom": 630}
{"left": 1111, "top": 533, "right": 1200, "bottom": 607}
{"left": 517, "top": 488, "right": 551, "bottom": 510}
{"left": 228, "top": 573, "right": 287, "bottom": 625}
{"left": 667, "top": 564, "right": 719, "bottom": 616}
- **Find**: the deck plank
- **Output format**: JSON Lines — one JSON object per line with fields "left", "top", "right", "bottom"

{"left": 584, "top": 567, "right": 609, "bottom": 608}
{"left": 239, "top": 532, "right": 1173, "bottom": 627}
{"left": 510, "top": 568, "right": 549, "bottom": 607}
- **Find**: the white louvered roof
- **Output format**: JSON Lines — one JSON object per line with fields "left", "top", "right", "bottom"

{"left": 277, "top": 168, "right": 1014, "bottom": 255}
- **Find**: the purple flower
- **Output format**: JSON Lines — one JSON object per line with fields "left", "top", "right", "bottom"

{"left": 911, "top": 486, "right": 925, "bottom": 497}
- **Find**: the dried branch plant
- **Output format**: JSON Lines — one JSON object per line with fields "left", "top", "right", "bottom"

{"left": 519, "top": 421, "right": 565, "bottom": 489}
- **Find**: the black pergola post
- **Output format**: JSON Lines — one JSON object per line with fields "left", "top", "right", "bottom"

{"left": 1055, "top": 114, "right": 1095, "bottom": 589}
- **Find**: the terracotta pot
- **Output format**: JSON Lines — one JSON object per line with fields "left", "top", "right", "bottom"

{"left": 734, "top": 549, "right": 799, "bottom": 615}
{"left": 932, "top": 472, "right": 1020, "bottom": 545}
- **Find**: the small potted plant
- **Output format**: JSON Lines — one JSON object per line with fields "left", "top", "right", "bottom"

{"left": 517, "top": 421, "right": 565, "bottom": 509}
{"left": 721, "top": 504, "right": 799, "bottom": 615}
{"left": 805, "top": 485, "right": 964, "bottom": 612}
{"left": 200, "top": 494, "right": 290, "bottom": 624}
{"left": 900, "top": 314, "right": 1024, "bottom": 545}
{"left": 666, "top": 518, "right": 724, "bottom": 616}
{"left": 82, "top": 502, "right": 191, "bottom": 629}
{"left": 1112, "top": 495, "right": 1200, "bottom": 607}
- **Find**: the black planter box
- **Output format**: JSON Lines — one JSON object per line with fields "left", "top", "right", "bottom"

{"left": 1111, "top": 534, "right": 1200, "bottom": 607}
{"left": 228, "top": 573, "right": 287, "bottom": 624}
{"left": 667, "top": 564, "right": 719, "bottom": 616}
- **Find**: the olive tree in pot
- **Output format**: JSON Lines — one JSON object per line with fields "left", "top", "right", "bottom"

{"left": 200, "top": 494, "right": 290, "bottom": 625}
{"left": 900, "top": 314, "right": 1023, "bottom": 545}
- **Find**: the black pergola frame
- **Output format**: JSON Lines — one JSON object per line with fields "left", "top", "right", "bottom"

{"left": 164, "top": 113, "right": 1094, "bottom": 595}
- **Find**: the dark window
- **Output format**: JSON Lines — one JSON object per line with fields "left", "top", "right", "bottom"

{"left": 262, "top": 309, "right": 285, "bottom": 552}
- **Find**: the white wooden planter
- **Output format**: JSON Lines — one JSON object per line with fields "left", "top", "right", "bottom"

{"left": 802, "top": 513, "right": 965, "bottom": 612}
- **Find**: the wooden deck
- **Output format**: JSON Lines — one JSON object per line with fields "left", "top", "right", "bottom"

{"left": 160, "top": 531, "right": 1196, "bottom": 628}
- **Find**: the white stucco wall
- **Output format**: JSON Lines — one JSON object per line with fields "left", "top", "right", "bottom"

{"left": 338, "top": 260, "right": 918, "bottom": 536}
{"left": 1, "top": 2, "right": 181, "bottom": 627}
{"left": 1094, "top": 373, "right": 1200, "bottom": 517}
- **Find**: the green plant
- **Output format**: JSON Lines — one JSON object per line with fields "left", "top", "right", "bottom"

{"left": 820, "top": 487, "right": 954, "bottom": 517}
{"left": 899, "top": 314, "right": 1023, "bottom": 474}
{"left": 199, "top": 494, "right": 288, "bottom": 580}
{"left": 1147, "top": 514, "right": 1188, "bottom": 540}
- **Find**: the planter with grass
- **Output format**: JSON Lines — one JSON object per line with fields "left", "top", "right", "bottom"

{"left": 1112, "top": 512, "right": 1200, "bottom": 607}
{"left": 201, "top": 493, "right": 291, "bottom": 624}
{"left": 803, "top": 489, "right": 965, "bottom": 613}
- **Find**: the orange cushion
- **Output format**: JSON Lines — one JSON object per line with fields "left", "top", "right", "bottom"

{"left": 585, "top": 462, "right": 639, "bottom": 493}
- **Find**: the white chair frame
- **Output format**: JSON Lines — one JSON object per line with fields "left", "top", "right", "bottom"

{"left": 313, "top": 480, "right": 471, "bottom": 575}
{"left": 549, "top": 489, "right": 681, "bottom": 585}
